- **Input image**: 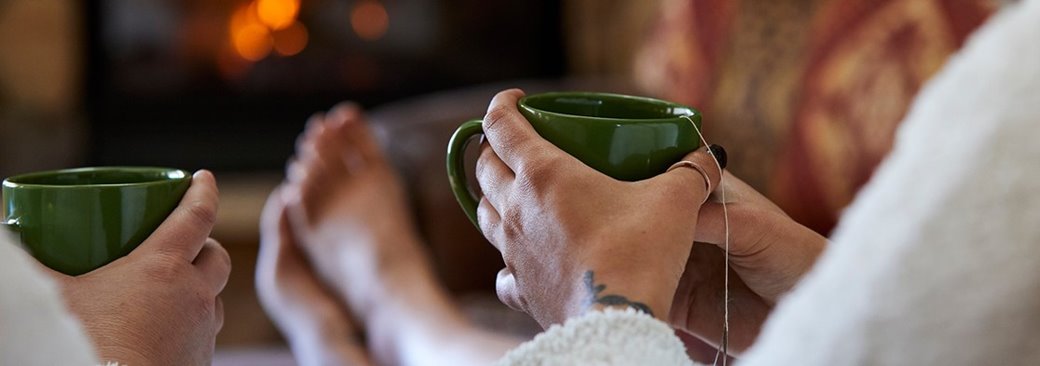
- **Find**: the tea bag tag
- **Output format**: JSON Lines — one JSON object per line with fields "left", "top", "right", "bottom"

{"left": 681, "top": 114, "right": 730, "bottom": 366}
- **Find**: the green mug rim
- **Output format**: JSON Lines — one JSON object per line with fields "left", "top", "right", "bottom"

{"left": 3, "top": 167, "right": 191, "bottom": 189}
{"left": 518, "top": 91, "right": 698, "bottom": 123}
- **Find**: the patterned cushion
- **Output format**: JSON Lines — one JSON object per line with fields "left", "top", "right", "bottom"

{"left": 635, "top": 0, "right": 994, "bottom": 233}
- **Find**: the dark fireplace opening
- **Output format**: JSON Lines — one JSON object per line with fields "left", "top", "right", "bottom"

{"left": 84, "top": 0, "right": 565, "bottom": 172}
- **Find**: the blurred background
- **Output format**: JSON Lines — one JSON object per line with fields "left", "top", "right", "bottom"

{"left": 83, "top": 0, "right": 568, "bottom": 171}
{"left": 0, "top": 0, "right": 660, "bottom": 364}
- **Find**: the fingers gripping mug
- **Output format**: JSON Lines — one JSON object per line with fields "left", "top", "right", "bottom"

{"left": 447, "top": 92, "right": 702, "bottom": 227}
{"left": 2, "top": 167, "right": 191, "bottom": 275}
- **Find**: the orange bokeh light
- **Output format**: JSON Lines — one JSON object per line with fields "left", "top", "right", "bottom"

{"left": 232, "top": 23, "right": 274, "bottom": 61}
{"left": 273, "top": 22, "right": 309, "bottom": 57}
{"left": 350, "top": 1, "right": 389, "bottom": 41}
{"left": 257, "top": 0, "right": 300, "bottom": 30}
{"left": 230, "top": 3, "right": 261, "bottom": 35}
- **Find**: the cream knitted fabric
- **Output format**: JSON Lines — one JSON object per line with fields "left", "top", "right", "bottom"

{"left": 496, "top": 308, "right": 699, "bottom": 366}
{"left": 0, "top": 231, "right": 98, "bottom": 365}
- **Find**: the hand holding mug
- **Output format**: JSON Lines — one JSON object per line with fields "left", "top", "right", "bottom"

{"left": 449, "top": 90, "right": 703, "bottom": 227}
{"left": 3, "top": 167, "right": 193, "bottom": 275}
{"left": 671, "top": 172, "right": 828, "bottom": 353}
{"left": 40, "top": 171, "right": 231, "bottom": 365}
{"left": 472, "top": 89, "right": 722, "bottom": 327}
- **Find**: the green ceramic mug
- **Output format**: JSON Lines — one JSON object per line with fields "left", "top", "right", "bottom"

{"left": 447, "top": 92, "right": 702, "bottom": 227}
{"left": 1, "top": 167, "right": 192, "bottom": 275}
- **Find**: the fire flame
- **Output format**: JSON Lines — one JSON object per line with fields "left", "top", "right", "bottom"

{"left": 228, "top": 0, "right": 307, "bottom": 62}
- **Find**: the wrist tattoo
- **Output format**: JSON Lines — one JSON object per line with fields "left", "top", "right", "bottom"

{"left": 583, "top": 270, "right": 654, "bottom": 316}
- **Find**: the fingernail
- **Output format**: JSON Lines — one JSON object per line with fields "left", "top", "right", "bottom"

{"left": 709, "top": 144, "right": 728, "bottom": 169}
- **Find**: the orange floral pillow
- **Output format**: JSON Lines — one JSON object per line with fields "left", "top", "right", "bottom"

{"left": 636, "top": 0, "right": 994, "bottom": 234}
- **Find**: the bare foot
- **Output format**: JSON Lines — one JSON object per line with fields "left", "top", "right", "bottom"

{"left": 282, "top": 104, "right": 522, "bottom": 365}
{"left": 257, "top": 188, "right": 372, "bottom": 366}
{"left": 282, "top": 103, "right": 435, "bottom": 315}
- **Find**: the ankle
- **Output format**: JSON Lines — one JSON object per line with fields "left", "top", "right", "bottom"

{"left": 364, "top": 302, "right": 477, "bottom": 366}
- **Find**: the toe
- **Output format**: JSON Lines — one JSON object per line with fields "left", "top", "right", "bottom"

{"left": 259, "top": 188, "right": 305, "bottom": 275}
{"left": 319, "top": 102, "right": 382, "bottom": 166}
{"left": 327, "top": 102, "right": 362, "bottom": 124}
{"left": 257, "top": 189, "right": 372, "bottom": 366}
{"left": 286, "top": 157, "right": 309, "bottom": 184}
{"left": 311, "top": 103, "right": 371, "bottom": 175}
{"left": 298, "top": 158, "right": 333, "bottom": 208}
{"left": 285, "top": 157, "right": 329, "bottom": 221}
{"left": 342, "top": 115, "right": 386, "bottom": 166}
{"left": 295, "top": 136, "right": 321, "bottom": 166}
{"left": 305, "top": 112, "right": 325, "bottom": 132}
{"left": 257, "top": 187, "right": 301, "bottom": 304}
{"left": 312, "top": 116, "right": 356, "bottom": 179}
{"left": 297, "top": 113, "right": 326, "bottom": 152}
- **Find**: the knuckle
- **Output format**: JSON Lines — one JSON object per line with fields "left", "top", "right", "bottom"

{"left": 516, "top": 155, "right": 558, "bottom": 188}
{"left": 499, "top": 214, "right": 527, "bottom": 251}
{"left": 501, "top": 207, "right": 523, "bottom": 233}
{"left": 483, "top": 105, "right": 513, "bottom": 132}
{"left": 186, "top": 199, "right": 218, "bottom": 227}
{"left": 516, "top": 177, "right": 556, "bottom": 205}
{"left": 143, "top": 255, "right": 186, "bottom": 281}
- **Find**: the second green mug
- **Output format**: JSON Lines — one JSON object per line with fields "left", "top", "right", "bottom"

{"left": 2, "top": 167, "right": 191, "bottom": 275}
{"left": 447, "top": 92, "right": 702, "bottom": 227}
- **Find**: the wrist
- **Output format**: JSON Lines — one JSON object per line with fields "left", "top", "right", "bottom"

{"left": 572, "top": 269, "right": 674, "bottom": 322}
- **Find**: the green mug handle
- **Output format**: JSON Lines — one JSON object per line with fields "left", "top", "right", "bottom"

{"left": 447, "top": 119, "right": 485, "bottom": 228}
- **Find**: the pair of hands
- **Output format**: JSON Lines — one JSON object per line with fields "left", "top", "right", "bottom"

{"left": 474, "top": 89, "right": 826, "bottom": 353}
{"left": 40, "top": 171, "right": 231, "bottom": 365}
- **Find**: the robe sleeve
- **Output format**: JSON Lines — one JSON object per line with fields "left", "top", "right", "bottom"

{"left": 496, "top": 308, "right": 700, "bottom": 366}
{"left": 0, "top": 231, "right": 99, "bottom": 365}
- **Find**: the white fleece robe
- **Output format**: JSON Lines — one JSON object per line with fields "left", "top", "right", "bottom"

{"left": 499, "top": 0, "right": 1040, "bottom": 364}
{"left": 0, "top": 230, "right": 97, "bottom": 365}
{"left": 2, "top": 0, "right": 1039, "bottom": 364}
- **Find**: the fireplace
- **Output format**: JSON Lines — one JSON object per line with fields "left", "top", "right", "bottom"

{"left": 84, "top": 0, "right": 564, "bottom": 172}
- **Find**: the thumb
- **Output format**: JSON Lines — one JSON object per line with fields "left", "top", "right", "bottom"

{"left": 137, "top": 170, "right": 220, "bottom": 262}
{"left": 651, "top": 144, "right": 727, "bottom": 205}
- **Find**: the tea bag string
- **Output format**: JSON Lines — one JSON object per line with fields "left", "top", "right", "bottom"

{"left": 682, "top": 115, "right": 730, "bottom": 366}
